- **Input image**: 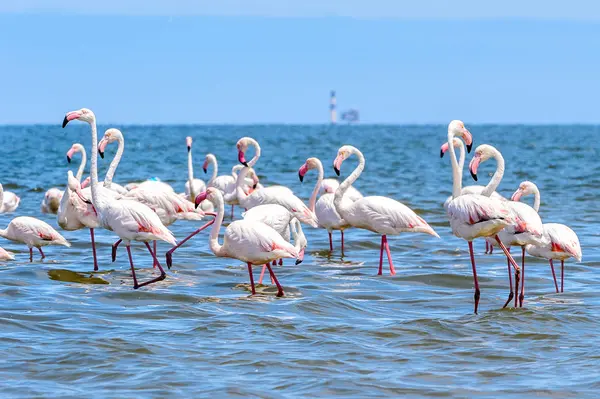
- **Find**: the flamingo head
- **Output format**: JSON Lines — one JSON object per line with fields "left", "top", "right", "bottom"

{"left": 440, "top": 137, "right": 463, "bottom": 158}
{"left": 448, "top": 120, "right": 473, "bottom": 153}
{"left": 468, "top": 144, "right": 496, "bottom": 182}
{"left": 62, "top": 108, "right": 94, "bottom": 128}
{"left": 511, "top": 181, "right": 536, "bottom": 202}
{"left": 98, "top": 128, "right": 123, "bottom": 159}
{"left": 236, "top": 137, "right": 254, "bottom": 166}
{"left": 246, "top": 168, "right": 260, "bottom": 189}
{"left": 66, "top": 143, "right": 84, "bottom": 164}
{"left": 186, "top": 136, "right": 193, "bottom": 152}
{"left": 333, "top": 145, "right": 354, "bottom": 176}
{"left": 195, "top": 187, "right": 219, "bottom": 209}
{"left": 203, "top": 153, "right": 214, "bottom": 174}
{"left": 298, "top": 157, "right": 320, "bottom": 183}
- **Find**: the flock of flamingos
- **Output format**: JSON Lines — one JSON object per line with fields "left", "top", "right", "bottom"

{"left": 0, "top": 109, "right": 582, "bottom": 313}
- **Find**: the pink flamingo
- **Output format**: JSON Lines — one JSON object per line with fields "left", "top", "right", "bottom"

{"left": 512, "top": 181, "right": 582, "bottom": 294}
{"left": 444, "top": 120, "right": 520, "bottom": 314}
{"left": 63, "top": 108, "right": 176, "bottom": 289}
{"left": 440, "top": 137, "right": 505, "bottom": 254}
{"left": 469, "top": 144, "right": 544, "bottom": 308}
{"left": 184, "top": 136, "right": 207, "bottom": 202}
{"left": 0, "top": 216, "right": 70, "bottom": 261}
{"left": 195, "top": 187, "right": 298, "bottom": 297}
{"left": 0, "top": 183, "right": 20, "bottom": 214}
{"left": 332, "top": 145, "right": 439, "bottom": 276}
{"left": 298, "top": 157, "right": 361, "bottom": 253}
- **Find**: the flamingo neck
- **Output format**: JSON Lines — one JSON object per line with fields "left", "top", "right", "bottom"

{"left": 531, "top": 184, "right": 541, "bottom": 213}
{"left": 103, "top": 135, "right": 124, "bottom": 188}
{"left": 0, "top": 184, "right": 4, "bottom": 209}
{"left": 448, "top": 129, "right": 462, "bottom": 198}
{"left": 231, "top": 165, "right": 243, "bottom": 180}
{"left": 235, "top": 167, "right": 251, "bottom": 206}
{"left": 457, "top": 140, "right": 465, "bottom": 176}
{"left": 75, "top": 145, "right": 87, "bottom": 182}
{"left": 187, "top": 143, "right": 195, "bottom": 199}
{"left": 247, "top": 138, "right": 261, "bottom": 168}
{"left": 481, "top": 148, "right": 505, "bottom": 197}
{"left": 89, "top": 116, "right": 100, "bottom": 207}
{"left": 334, "top": 147, "right": 364, "bottom": 217}
{"left": 308, "top": 159, "right": 324, "bottom": 212}
{"left": 207, "top": 154, "right": 218, "bottom": 185}
{"left": 208, "top": 192, "right": 226, "bottom": 256}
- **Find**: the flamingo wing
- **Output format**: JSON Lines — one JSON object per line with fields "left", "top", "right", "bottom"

{"left": 242, "top": 204, "right": 294, "bottom": 239}
{"left": 447, "top": 194, "right": 512, "bottom": 226}
{"left": 107, "top": 200, "right": 176, "bottom": 245}
{"left": 224, "top": 220, "right": 298, "bottom": 260}
{"left": 544, "top": 223, "right": 582, "bottom": 261}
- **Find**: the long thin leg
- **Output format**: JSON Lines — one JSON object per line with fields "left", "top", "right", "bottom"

{"left": 153, "top": 241, "right": 158, "bottom": 268}
{"left": 272, "top": 260, "right": 277, "bottom": 266}
{"left": 549, "top": 259, "right": 559, "bottom": 293}
{"left": 494, "top": 235, "right": 520, "bottom": 280}
{"left": 278, "top": 259, "right": 282, "bottom": 266}
{"left": 561, "top": 260, "right": 564, "bottom": 293}
{"left": 132, "top": 242, "right": 167, "bottom": 289}
{"left": 90, "top": 228, "right": 98, "bottom": 271}
{"left": 328, "top": 232, "right": 333, "bottom": 251}
{"left": 112, "top": 239, "right": 122, "bottom": 262}
{"left": 258, "top": 264, "right": 267, "bottom": 285}
{"left": 38, "top": 247, "right": 45, "bottom": 259}
{"left": 231, "top": 205, "right": 234, "bottom": 220}
{"left": 489, "top": 243, "right": 494, "bottom": 254}
{"left": 468, "top": 241, "right": 480, "bottom": 314}
{"left": 383, "top": 235, "right": 396, "bottom": 276}
{"left": 247, "top": 263, "right": 256, "bottom": 295}
{"left": 341, "top": 230, "right": 345, "bottom": 255}
{"left": 502, "top": 247, "right": 514, "bottom": 308}
{"left": 485, "top": 241, "right": 490, "bottom": 254}
{"left": 265, "top": 263, "right": 284, "bottom": 297}
{"left": 519, "top": 246, "right": 526, "bottom": 307}
{"left": 378, "top": 235, "right": 385, "bottom": 275}
{"left": 126, "top": 245, "right": 139, "bottom": 289}
{"left": 165, "top": 219, "right": 215, "bottom": 268}
{"left": 29, "top": 248, "right": 33, "bottom": 262}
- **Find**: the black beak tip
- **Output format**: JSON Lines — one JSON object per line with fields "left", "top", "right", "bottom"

{"left": 334, "top": 166, "right": 340, "bottom": 176}
{"left": 470, "top": 171, "right": 478, "bottom": 181}
{"left": 467, "top": 143, "right": 473, "bottom": 153}
{"left": 440, "top": 150, "right": 444, "bottom": 158}
{"left": 187, "top": 146, "right": 191, "bottom": 153}
{"left": 298, "top": 173, "right": 304, "bottom": 183}
{"left": 252, "top": 183, "right": 258, "bottom": 189}
{"left": 295, "top": 259, "right": 302, "bottom": 265}
{"left": 67, "top": 156, "right": 71, "bottom": 164}
{"left": 98, "top": 151, "right": 104, "bottom": 159}
{"left": 203, "top": 168, "right": 207, "bottom": 173}
{"left": 62, "top": 116, "right": 69, "bottom": 128}
{"left": 194, "top": 202, "right": 199, "bottom": 209}
{"left": 242, "top": 161, "right": 248, "bottom": 167}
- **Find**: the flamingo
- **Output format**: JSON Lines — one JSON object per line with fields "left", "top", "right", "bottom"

{"left": 512, "top": 181, "right": 582, "bottom": 294}
{"left": 41, "top": 187, "right": 63, "bottom": 214}
{"left": 444, "top": 120, "right": 521, "bottom": 314}
{"left": 0, "top": 247, "right": 14, "bottom": 261}
{"left": 440, "top": 137, "right": 505, "bottom": 254}
{"left": 0, "top": 183, "right": 20, "bottom": 213}
{"left": 63, "top": 108, "right": 176, "bottom": 289}
{"left": 195, "top": 187, "right": 298, "bottom": 297}
{"left": 298, "top": 157, "right": 361, "bottom": 253}
{"left": 184, "top": 136, "right": 207, "bottom": 202}
{"left": 98, "top": 129, "right": 128, "bottom": 194}
{"left": 469, "top": 144, "right": 544, "bottom": 308}
{"left": 0, "top": 216, "right": 70, "bottom": 261}
{"left": 332, "top": 145, "right": 439, "bottom": 276}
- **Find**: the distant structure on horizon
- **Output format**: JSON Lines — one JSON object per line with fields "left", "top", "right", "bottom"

{"left": 341, "top": 109, "right": 360, "bottom": 123}
{"left": 329, "top": 90, "right": 337, "bottom": 124}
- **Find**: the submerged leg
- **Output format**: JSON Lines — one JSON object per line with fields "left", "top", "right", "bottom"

{"left": 378, "top": 235, "right": 385, "bottom": 275}
{"left": 153, "top": 241, "right": 158, "bottom": 268}
{"left": 247, "top": 263, "right": 256, "bottom": 295}
{"left": 468, "top": 241, "right": 481, "bottom": 314}
{"left": 272, "top": 260, "right": 277, "bottom": 266}
{"left": 278, "top": 259, "right": 283, "bottom": 266}
{"left": 383, "top": 235, "right": 396, "bottom": 276}
{"left": 561, "top": 260, "right": 565, "bottom": 293}
{"left": 341, "top": 230, "right": 345, "bottom": 255}
{"left": 165, "top": 219, "right": 215, "bottom": 268}
{"left": 328, "top": 232, "right": 333, "bottom": 252}
{"left": 485, "top": 241, "right": 490, "bottom": 254}
{"left": 38, "top": 247, "right": 45, "bottom": 259}
{"left": 132, "top": 242, "right": 167, "bottom": 289}
{"left": 549, "top": 259, "right": 559, "bottom": 293}
{"left": 494, "top": 235, "right": 520, "bottom": 296}
{"left": 502, "top": 247, "right": 514, "bottom": 308}
{"left": 90, "top": 228, "right": 98, "bottom": 271}
{"left": 29, "top": 248, "right": 33, "bottom": 262}
{"left": 126, "top": 245, "right": 139, "bottom": 289}
{"left": 112, "top": 239, "right": 122, "bottom": 262}
{"left": 519, "top": 246, "right": 526, "bottom": 307}
{"left": 231, "top": 205, "right": 234, "bottom": 220}
{"left": 266, "top": 263, "right": 285, "bottom": 297}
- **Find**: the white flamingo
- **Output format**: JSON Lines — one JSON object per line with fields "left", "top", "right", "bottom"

{"left": 298, "top": 157, "right": 361, "bottom": 253}
{"left": 0, "top": 216, "right": 70, "bottom": 261}
{"left": 63, "top": 108, "right": 176, "bottom": 289}
{"left": 512, "top": 181, "right": 582, "bottom": 293}
{"left": 0, "top": 183, "right": 20, "bottom": 213}
{"left": 469, "top": 144, "right": 544, "bottom": 308}
{"left": 184, "top": 136, "right": 207, "bottom": 202}
{"left": 98, "top": 129, "right": 128, "bottom": 194}
{"left": 195, "top": 187, "right": 298, "bottom": 297}
{"left": 332, "top": 145, "right": 439, "bottom": 276}
{"left": 41, "top": 187, "right": 63, "bottom": 214}
{"left": 444, "top": 120, "right": 520, "bottom": 314}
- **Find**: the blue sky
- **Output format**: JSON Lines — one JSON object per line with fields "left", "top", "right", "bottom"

{"left": 1, "top": 1, "right": 599, "bottom": 124}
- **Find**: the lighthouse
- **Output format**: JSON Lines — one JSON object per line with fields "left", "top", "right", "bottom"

{"left": 329, "top": 90, "right": 337, "bottom": 124}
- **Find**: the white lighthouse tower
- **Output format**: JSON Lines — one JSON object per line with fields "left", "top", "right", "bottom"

{"left": 329, "top": 90, "right": 337, "bottom": 124}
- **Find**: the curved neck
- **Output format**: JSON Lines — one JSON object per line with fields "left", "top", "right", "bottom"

{"left": 76, "top": 147, "right": 87, "bottom": 181}
{"left": 481, "top": 149, "right": 505, "bottom": 197}
{"left": 104, "top": 135, "right": 124, "bottom": 187}
{"left": 308, "top": 160, "right": 324, "bottom": 212}
{"left": 334, "top": 148, "right": 364, "bottom": 215}
{"left": 231, "top": 165, "right": 243, "bottom": 179}
{"left": 235, "top": 167, "right": 250, "bottom": 204}
{"left": 207, "top": 154, "right": 218, "bottom": 184}
{"left": 247, "top": 138, "right": 261, "bottom": 168}
{"left": 89, "top": 117, "right": 100, "bottom": 207}
{"left": 457, "top": 140, "right": 465, "bottom": 175}
{"left": 208, "top": 193, "right": 225, "bottom": 256}
{"left": 448, "top": 129, "right": 462, "bottom": 198}
{"left": 531, "top": 185, "right": 541, "bottom": 212}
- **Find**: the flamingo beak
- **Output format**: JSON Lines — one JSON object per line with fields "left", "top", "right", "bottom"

{"left": 298, "top": 164, "right": 308, "bottom": 183}
{"left": 295, "top": 248, "right": 305, "bottom": 265}
{"left": 469, "top": 155, "right": 481, "bottom": 182}
{"left": 194, "top": 191, "right": 208, "bottom": 209}
{"left": 66, "top": 148, "right": 76, "bottom": 164}
{"left": 202, "top": 160, "right": 208, "bottom": 174}
{"left": 333, "top": 155, "right": 343, "bottom": 176}
{"left": 66, "top": 155, "right": 72, "bottom": 163}
{"left": 186, "top": 137, "right": 192, "bottom": 153}
{"left": 440, "top": 142, "right": 449, "bottom": 159}
{"left": 463, "top": 128, "right": 473, "bottom": 153}
{"left": 98, "top": 139, "right": 108, "bottom": 159}
{"left": 62, "top": 111, "right": 81, "bottom": 128}
{"left": 238, "top": 150, "right": 248, "bottom": 167}
{"left": 511, "top": 189, "right": 523, "bottom": 202}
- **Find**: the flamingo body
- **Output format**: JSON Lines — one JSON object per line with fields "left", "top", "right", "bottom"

{"left": 0, "top": 216, "right": 70, "bottom": 249}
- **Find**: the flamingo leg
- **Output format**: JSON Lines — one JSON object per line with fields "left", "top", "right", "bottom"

{"left": 272, "top": 260, "right": 277, "bottom": 266}
{"left": 328, "top": 232, "right": 333, "bottom": 251}
{"left": 378, "top": 235, "right": 385, "bottom": 276}
{"left": 29, "top": 248, "right": 33, "bottom": 262}
{"left": 126, "top": 245, "right": 139, "bottom": 289}
{"left": 112, "top": 239, "right": 122, "bottom": 262}
{"left": 485, "top": 241, "right": 490, "bottom": 254}
{"left": 341, "top": 230, "right": 345, "bottom": 255}
{"left": 468, "top": 241, "right": 480, "bottom": 314}
{"left": 131, "top": 242, "right": 167, "bottom": 289}
{"left": 383, "top": 235, "right": 396, "bottom": 276}
{"left": 90, "top": 228, "right": 98, "bottom": 271}
{"left": 165, "top": 219, "right": 215, "bottom": 268}
{"left": 258, "top": 264, "right": 267, "bottom": 285}
{"left": 549, "top": 259, "right": 559, "bottom": 293}
{"left": 502, "top": 247, "right": 514, "bottom": 309}
{"left": 38, "top": 247, "right": 45, "bottom": 259}
{"left": 265, "top": 263, "right": 284, "bottom": 297}
{"left": 489, "top": 244, "right": 494, "bottom": 254}
{"left": 494, "top": 235, "right": 520, "bottom": 278}
{"left": 153, "top": 241, "right": 158, "bottom": 268}
{"left": 247, "top": 263, "right": 256, "bottom": 295}
{"left": 561, "top": 260, "right": 564, "bottom": 293}
{"left": 519, "top": 246, "right": 526, "bottom": 307}
{"left": 231, "top": 205, "right": 234, "bottom": 220}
